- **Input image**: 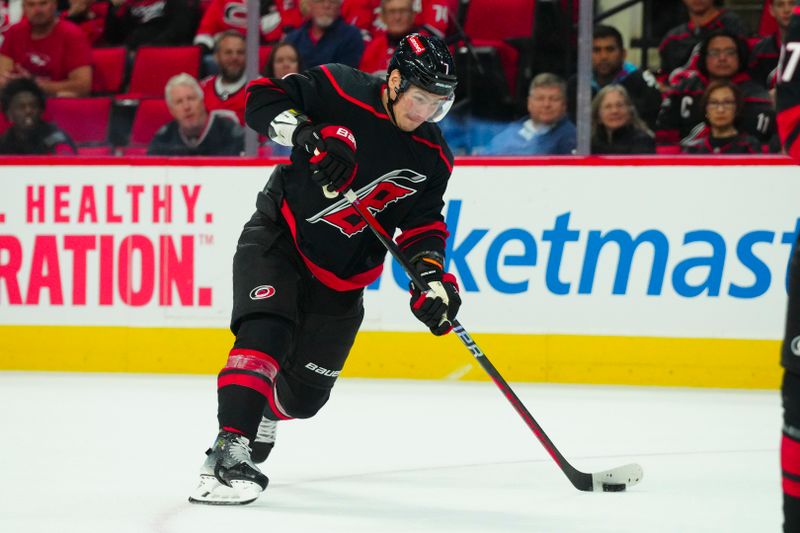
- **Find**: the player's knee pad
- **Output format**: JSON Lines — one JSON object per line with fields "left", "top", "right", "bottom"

{"left": 218, "top": 314, "right": 294, "bottom": 398}
{"left": 270, "top": 373, "right": 332, "bottom": 420}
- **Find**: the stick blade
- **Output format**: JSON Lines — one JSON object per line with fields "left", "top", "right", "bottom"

{"left": 591, "top": 463, "right": 643, "bottom": 492}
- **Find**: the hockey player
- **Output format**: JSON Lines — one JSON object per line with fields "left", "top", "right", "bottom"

{"left": 189, "top": 33, "right": 460, "bottom": 505}
{"left": 778, "top": 3, "right": 800, "bottom": 531}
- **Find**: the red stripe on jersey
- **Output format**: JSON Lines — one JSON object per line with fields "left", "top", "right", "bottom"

{"left": 779, "top": 105, "right": 800, "bottom": 164}
{"left": 396, "top": 221, "right": 449, "bottom": 248}
{"left": 320, "top": 65, "right": 391, "bottom": 121}
{"left": 784, "top": 433, "right": 800, "bottom": 475}
{"left": 410, "top": 135, "right": 453, "bottom": 173}
{"left": 280, "top": 201, "right": 384, "bottom": 290}
{"left": 217, "top": 372, "right": 272, "bottom": 397}
{"left": 785, "top": 477, "right": 800, "bottom": 498}
{"left": 245, "top": 77, "right": 286, "bottom": 107}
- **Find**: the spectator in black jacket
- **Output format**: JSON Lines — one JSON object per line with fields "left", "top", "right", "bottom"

{"left": 658, "top": 0, "right": 746, "bottom": 82}
{"left": 104, "top": 0, "right": 199, "bottom": 49}
{"left": 749, "top": 0, "right": 795, "bottom": 88}
{"left": 681, "top": 79, "right": 761, "bottom": 154}
{"left": 567, "top": 25, "right": 662, "bottom": 129}
{"left": 591, "top": 85, "right": 655, "bottom": 155}
{"left": 148, "top": 72, "right": 244, "bottom": 156}
{"left": 0, "top": 77, "right": 76, "bottom": 154}
{"left": 656, "top": 30, "right": 775, "bottom": 147}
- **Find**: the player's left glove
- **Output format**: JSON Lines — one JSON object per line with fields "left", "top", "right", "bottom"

{"left": 294, "top": 123, "right": 358, "bottom": 193}
{"left": 409, "top": 256, "right": 461, "bottom": 336}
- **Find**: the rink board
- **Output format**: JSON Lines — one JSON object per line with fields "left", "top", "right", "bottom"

{"left": 0, "top": 156, "right": 794, "bottom": 388}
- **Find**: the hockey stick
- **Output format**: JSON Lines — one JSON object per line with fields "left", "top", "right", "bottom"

{"left": 334, "top": 186, "right": 643, "bottom": 492}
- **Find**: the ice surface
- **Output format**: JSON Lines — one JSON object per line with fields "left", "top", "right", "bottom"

{"left": 0, "top": 372, "right": 781, "bottom": 532}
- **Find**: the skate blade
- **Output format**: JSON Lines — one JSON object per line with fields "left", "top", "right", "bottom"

{"left": 188, "top": 475, "right": 264, "bottom": 505}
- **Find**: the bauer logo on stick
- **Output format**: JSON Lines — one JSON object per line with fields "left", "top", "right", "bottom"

{"left": 249, "top": 285, "right": 276, "bottom": 300}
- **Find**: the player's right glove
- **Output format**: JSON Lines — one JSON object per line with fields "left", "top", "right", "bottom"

{"left": 409, "top": 255, "right": 461, "bottom": 336}
{"left": 294, "top": 123, "right": 358, "bottom": 193}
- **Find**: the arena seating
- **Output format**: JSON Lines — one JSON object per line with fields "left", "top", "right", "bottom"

{"left": 119, "top": 46, "right": 202, "bottom": 100}
{"left": 47, "top": 97, "right": 112, "bottom": 146}
{"left": 91, "top": 47, "right": 127, "bottom": 95}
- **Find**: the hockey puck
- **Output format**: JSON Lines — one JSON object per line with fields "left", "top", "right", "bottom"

{"left": 602, "top": 483, "right": 627, "bottom": 492}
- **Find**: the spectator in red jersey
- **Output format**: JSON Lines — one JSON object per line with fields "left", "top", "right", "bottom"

{"left": 262, "top": 41, "right": 301, "bottom": 78}
{"left": 750, "top": 0, "right": 795, "bottom": 89}
{"left": 0, "top": 77, "right": 76, "bottom": 154}
{"left": 200, "top": 30, "right": 247, "bottom": 124}
{"left": 62, "top": 0, "right": 109, "bottom": 46}
{"left": 415, "top": 0, "right": 455, "bottom": 39}
{"left": 0, "top": 0, "right": 17, "bottom": 48}
{"left": 359, "top": 0, "right": 418, "bottom": 76}
{"left": 284, "top": 0, "right": 364, "bottom": 68}
{"left": 0, "top": 0, "right": 92, "bottom": 96}
{"left": 194, "top": 0, "right": 303, "bottom": 53}
{"left": 148, "top": 72, "right": 244, "bottom": 155}
{"left": 341, "top": 0, "right": 380, "bottom": 40}
{"left": 681, "top": 79, "right": 761, "bottom": 153}
{"left": 103, "top": 0, "right": 199, "bottom": 49}
{"left": 656, "top": 30, "right": 776, "bottom": 147}
{"left": 658, "top": 0, "right": 746, "bottom": 83}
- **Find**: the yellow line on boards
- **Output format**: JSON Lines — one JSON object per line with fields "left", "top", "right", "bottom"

{"left": 0, "top": 326, "right": 781, "bottom": 389}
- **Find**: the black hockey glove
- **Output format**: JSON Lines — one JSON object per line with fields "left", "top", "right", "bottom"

{"left": 409, "top": 257, "right": 461, "bottom": 336}
{"left": 294, "top": 123, "right": 358, "bottom": 193}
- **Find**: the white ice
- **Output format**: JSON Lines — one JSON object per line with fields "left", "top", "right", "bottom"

{"left": 0, "top": 372, "right": 781, "bottom": 532}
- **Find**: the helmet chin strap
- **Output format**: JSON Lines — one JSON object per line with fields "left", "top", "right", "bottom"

{"left": 385, "top": 84, "right": 402, "bottom": 127}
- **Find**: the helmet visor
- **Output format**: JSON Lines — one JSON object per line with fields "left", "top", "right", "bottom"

{"left": 406, "top": 88, "right": 455, "bottom": 123}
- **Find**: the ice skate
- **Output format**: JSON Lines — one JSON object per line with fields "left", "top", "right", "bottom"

{"left": 188, "top": 430, "right": 268, "bottom": 505}
{"left": 251, "top": 416, "right": 277, "bottom": 464}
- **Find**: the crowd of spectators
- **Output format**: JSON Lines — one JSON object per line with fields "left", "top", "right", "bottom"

{"left": 0, "top": 0, "right": 792, "bottom": 156}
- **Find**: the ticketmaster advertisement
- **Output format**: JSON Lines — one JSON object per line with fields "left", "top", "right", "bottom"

{"left": 0, "top": 159, "right": 795, "bottom": 386}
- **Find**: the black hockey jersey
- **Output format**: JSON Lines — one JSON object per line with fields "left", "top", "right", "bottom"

{"left": 749, "top": 33, "right": 781, "bottom": 88}
{"left": 245, "top": 63, "right": 453, "bottom": 291}
{"left": 777, "top": 2, "right": 800, "bottom": 163}
{"left": 655, "top": 71, "right": 775, "bottom": 145}
{"left": 658, "top": 10, "right": 746, "bottom": 78}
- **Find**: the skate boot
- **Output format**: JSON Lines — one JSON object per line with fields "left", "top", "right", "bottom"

{"left": 252, "top": 416, "right": 277, "bottom": 464}
{"left": 188, "top": 430, "right": 269, "bottom": 505}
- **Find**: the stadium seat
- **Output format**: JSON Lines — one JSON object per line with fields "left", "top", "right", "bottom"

{"left": 91, "top": 47, "right": 127, "bottom": 95}
{"left": 121, "top": 46, "right": 201, "bottom": 100}
{"left": 0, "top": 111, "right": 9, "bottom": 135}
{"left": 463, "top": 0, "right": 536, "bottom": 95}
{"left": 47, "top": 97, "right": 112, "bottom": 146}
{"left": 127, "top": 98, "right": 173, "bottom": 147}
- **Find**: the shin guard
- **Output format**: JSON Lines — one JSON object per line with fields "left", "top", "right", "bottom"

{"left": 217, "top": 348, "right": 283, "bottom": 440}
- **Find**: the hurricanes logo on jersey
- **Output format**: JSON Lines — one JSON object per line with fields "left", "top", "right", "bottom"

{"left": 249, "top": 285, "right": 276, "bottom": 300}
{"left": 306, "top": 169, "right": 427, "bottom": 237}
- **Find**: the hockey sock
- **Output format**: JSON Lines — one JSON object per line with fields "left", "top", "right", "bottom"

{"left": 783, "top": 371, "right": 800, "bottom": 532}
{"left": 217, "top": 348, "right": 281, "bottom": 440}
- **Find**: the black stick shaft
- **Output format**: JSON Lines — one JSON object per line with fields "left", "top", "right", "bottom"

{"left": 343, "top": 190, "right": 593, "bottom": 491}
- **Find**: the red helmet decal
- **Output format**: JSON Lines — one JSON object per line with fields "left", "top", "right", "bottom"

{"left": 408, "top": 35, "right": 426, "bottom": 56}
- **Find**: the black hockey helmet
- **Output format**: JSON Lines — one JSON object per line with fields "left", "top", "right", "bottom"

{"left": 386, "top": 34, "right": 457, "bottom": 122}
{"left": 388, "top": 33, "right": 457, "bottom": 97}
